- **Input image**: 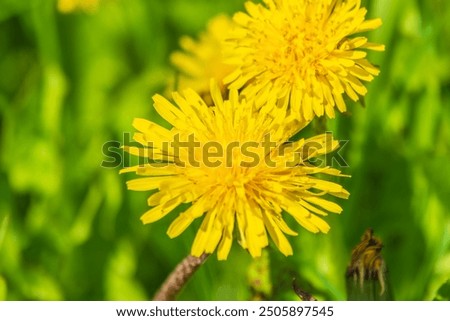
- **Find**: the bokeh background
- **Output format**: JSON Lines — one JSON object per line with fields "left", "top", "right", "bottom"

{"left": 0, "top": 0, "right": 449, "bottom": 300}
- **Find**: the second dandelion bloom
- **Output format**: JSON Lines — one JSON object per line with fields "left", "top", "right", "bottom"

{"left": 225, "top": 0, "right": 385, "bottom": 121}
{"left": 170, "top": 15, "right": 236, "bottom": 101}
{"left": 57, "top": 0, "right": 100, "bottom": 13}
{"left": 121, "top": 81, "right": 349, "bottom": 260}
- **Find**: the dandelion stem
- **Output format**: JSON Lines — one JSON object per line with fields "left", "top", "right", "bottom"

{"left": 153, "top": 253, "right": 209, "bottom": 300}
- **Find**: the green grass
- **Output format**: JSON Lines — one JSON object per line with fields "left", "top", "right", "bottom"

{"left": 0, "top": 0, "right": 449, "bottom": 300}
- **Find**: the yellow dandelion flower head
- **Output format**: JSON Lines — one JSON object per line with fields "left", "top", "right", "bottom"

{"left": 58, "top": 0, "right": 100, "bottom": 13}
{"left": 121, "top": 81, "right": 349, "bottom": 260}
{"left": 170, "top": 15, "right": 237, "bottom": 100}
{"left": 224, "top": 0, "right": 385, "bottom": 121}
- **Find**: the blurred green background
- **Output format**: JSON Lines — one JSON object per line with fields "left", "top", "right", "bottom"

{"left": 0, "top": 0, "right": 449, "bottom": 300}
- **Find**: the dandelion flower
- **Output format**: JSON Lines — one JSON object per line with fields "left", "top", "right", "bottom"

{"left": 121, "top": 82, "right": 349, "bottom": 260}
{"left": 170, "top": 15, "right": 236, "bottom": 101}
{"left": 225, "top": 0, "right": 385, "bottom": 121}
{"left": 58, "top": 0, "right": 100, "bottom": 13}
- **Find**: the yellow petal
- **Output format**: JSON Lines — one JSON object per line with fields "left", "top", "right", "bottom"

{"left": 355, "top": 18, "right": 383, "bottom": 33}
{"left": 205, "top": 221, "right": 223, "bottom": 254}
{"left": 191, "top": 207, "right": 218, "bottom": 257}
{"left": 304, "top": 196, "right": 343, "bottom": 214}
{"left": 126, "top": 177, "right": 168, "bottom": 191}
{"left": 332, "top": 91, "right": 346, "bottom": 113}
{"left": 140, "top": 198, "right": 181, "bottom": 224}
{"left": 361, "top": 42, "right": 385, "bottom": 51}
{"left": 152, "top": 94, "right": 186, "bottom": 128}
{"left": 217, "top": 216, "right": 235, "bottom": 260}
{"left": 262, "top": 212, "right": 293, "bottom": 256}
{"left": 167, "top": 214, "right": 194, "bottom": 238}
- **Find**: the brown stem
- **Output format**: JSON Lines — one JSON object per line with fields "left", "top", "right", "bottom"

{"left": 153, "top": 253, "right": 210, "bottom": 301}
{"left": 292, "top": 278, "right": 317, "bottom": 301}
